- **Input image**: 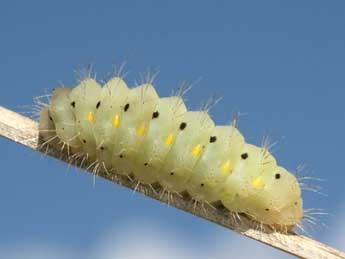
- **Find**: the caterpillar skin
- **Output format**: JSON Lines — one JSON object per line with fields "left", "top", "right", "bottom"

{"left": 40, "top": 76, "right": 303, "bottom": 227}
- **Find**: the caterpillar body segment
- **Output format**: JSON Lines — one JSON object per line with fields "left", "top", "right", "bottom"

{"left": 49, "top": 88, "right": 82, "bottom": 150}
{"left": 157, "top": 111, "right": 215, "bottom": 192}
{"left": 42, "top": 76, "right": 304, "bottom": 227}
{"left": 39, "top": 107, "right": 58, "bottom": 147}
{"left": 69, "top": 79, "right": 102, "bottom": 160}
{"left": 221, "top": 145, "right": 278, "bottom": 217}
{"left": 186, "top": 125, "right": 245, "bottom": 203}
{"left": 94, "top": 77, "right": 130, "bottom": 170}
{"left": 110, "top": 83, "right": 159, "bottom": 176}
{"left": 133, "top": 97, "right": 187, "bottom": 184}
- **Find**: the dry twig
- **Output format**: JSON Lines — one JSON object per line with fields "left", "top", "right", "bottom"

{"left": 0, "top": 105, "right": 344, "bottom": 259}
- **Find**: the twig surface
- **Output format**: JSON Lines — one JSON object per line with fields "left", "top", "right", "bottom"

{"left": 0, "top": 105, "right": 344, "bottom": 259}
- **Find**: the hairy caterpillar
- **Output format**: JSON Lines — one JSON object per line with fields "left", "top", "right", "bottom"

{"left": 39, "top": 74, "right": 303, "bottom": 228}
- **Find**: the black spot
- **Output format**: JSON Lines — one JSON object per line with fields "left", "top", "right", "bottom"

{"left": 61, "top": 127, "right": 65, "bottom": 130}
{"left": 265, "top": 208, "right": 270, "bottom": 211}
{"left": 241, "top": 153, "right": 248, "bottom": 160}
{"left": 294, "top": 201, "right": 298, "bottom": 205}
{"left": 200, "top": 183, "right": 205, "bottom": 187}
{"left": 179, "top": 122, "right": 187, "bottom": 130}
{"left": 152, "top": 111, "right": 159, "bottom": 119}
{"left": 100, "top": 146, "right": 105, "bottom": 150}
{"left": 119, "top": 154, "right": 124, "bottom": 158}
{"left": 170, "top": 172, "right": 174, "bottom": 176}
{"left": 49, "top": 116, "right": 53, "bottom": 121}
{"left": 83, "top": 139, "right": 87, "bottom": 143}
{"left": 124, "top": 103, "right": 130, "bottom": 112}
{"left": 144, "top": 162, "right": 148, "bottom": 166}
{"left": 96, "top": 101, "right": 101, "bottom": 109}
{"left": 209, "top": 136, "right": 217, "bottom": 143}
{"left": 275, "top": 173, "right": 281, "bottom": 179}
{"left": 70, "top": 101, "right": 76, "bottom": 108}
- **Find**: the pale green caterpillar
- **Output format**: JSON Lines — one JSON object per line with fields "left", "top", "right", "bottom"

{"left": 39, "top": 76, "right": 303, "bottom": 228}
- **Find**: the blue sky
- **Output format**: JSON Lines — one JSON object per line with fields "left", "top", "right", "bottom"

{"left": 0, "top": 0, "right": 344, "bottom": 258}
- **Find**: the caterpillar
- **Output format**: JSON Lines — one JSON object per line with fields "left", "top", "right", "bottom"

{"left": 38, "top": 74, "right": 303, "bottom": 229}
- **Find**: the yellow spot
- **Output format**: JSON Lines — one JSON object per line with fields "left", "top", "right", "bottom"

{"left": 164, "top": 133, "right": 175, "bottom": 146}
{"left": 251, "top": 177, "right": 264, "bottom": 189}
{"left": 136, "top": 123, "right": 146, "bottom": 136}
{"left": 112, "top": 115, "right": 120, "bottom": 128}
{"left": 87, "top": 112, "right": 95, "bottom": 123}
{"left": 220, "top": 160, "right": 232, "bottom": 176}
{"left": 191, "top": 144, "right": 202, "bottom": 157}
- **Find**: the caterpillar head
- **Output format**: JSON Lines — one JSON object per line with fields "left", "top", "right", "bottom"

{"left": 260, "top": 166, "right": 303, "bottom": 226}
{"left": 222, "top": 144, "right": 303, "bottom": 227}
{"left": 244, "top": 166, "right": 303, "bottom": 227}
